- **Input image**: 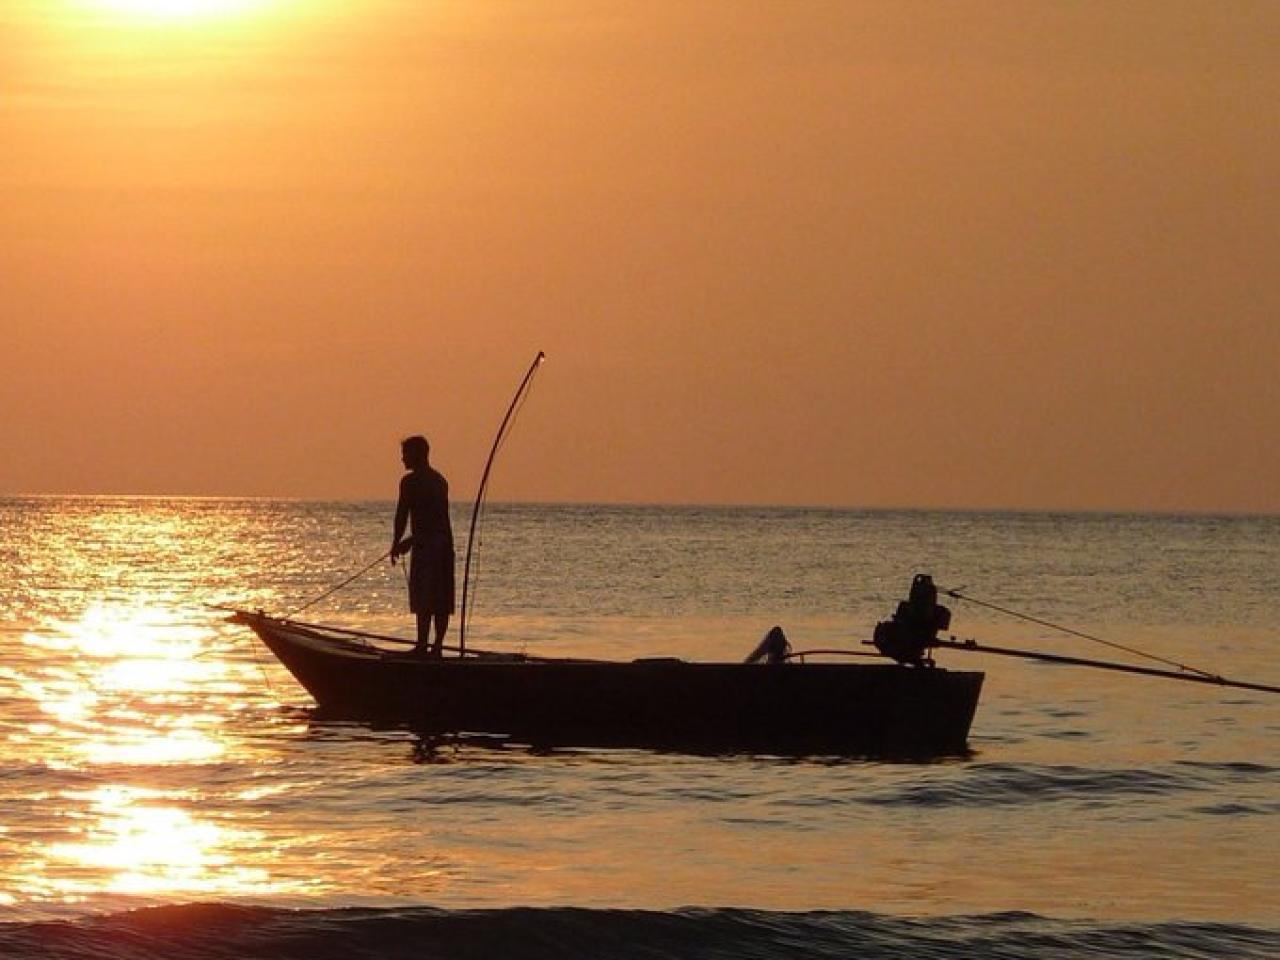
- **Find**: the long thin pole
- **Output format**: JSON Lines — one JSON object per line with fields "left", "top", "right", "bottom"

{"left": 932, "top": 638, "right": 1280, "bottom": 695}
{"left": 285, "top": 548, "right": 391, "bottom": 618}
{"left": 458, "top": 350, "right": 546, "bottom": 654}
{"left": 943, "top": 587, "right": 1218, "bottom": 679}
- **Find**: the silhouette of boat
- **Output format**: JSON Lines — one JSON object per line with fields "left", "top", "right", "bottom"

{"left": 230, "top": 579, "right": 983, "bottom": 756}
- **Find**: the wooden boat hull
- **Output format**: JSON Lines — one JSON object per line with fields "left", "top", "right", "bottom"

{"left": 237, "top": 613, "right": 984, "bottom": 757}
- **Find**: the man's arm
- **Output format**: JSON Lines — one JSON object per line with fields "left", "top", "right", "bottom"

{"left": 391, "top": 477, "right": 412, "bottom": 561}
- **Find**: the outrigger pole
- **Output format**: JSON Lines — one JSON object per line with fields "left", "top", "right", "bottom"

{"left": 931, "top": 637, "right": 1280, "bottom": 695}
{"left": 459, "top": 350, "right": 547, "bottom": 655}
{"left": 931, "top": 584, "right": 1280, "bottom": 695}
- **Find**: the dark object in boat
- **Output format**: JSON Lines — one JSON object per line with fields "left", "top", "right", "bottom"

{"left": 231, "top": 611, "right": 983, "bottom": 757}
{"left": 873, "top": 573, "right": 951, "bottom": 665}
{"left": 743, "top": 625, "right": 790, "bottom": 664}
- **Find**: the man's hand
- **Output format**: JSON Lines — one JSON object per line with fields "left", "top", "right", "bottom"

{"left": 390, "top": 538, "right": 413, "bottom": 564}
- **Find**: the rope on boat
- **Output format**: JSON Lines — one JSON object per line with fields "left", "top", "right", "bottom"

{"left": 784, "top": 649, "right": 888, "bottom": 662}
{"left": 940, "top": 586, "right": 1222, "bottom": 681}
{"left": 286, "top": 549, "right": 392, "bottom": 619}
{"left": 202, "top": 604, "right": 280, "bottom": 696}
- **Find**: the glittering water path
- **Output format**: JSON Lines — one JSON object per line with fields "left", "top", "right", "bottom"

{"left": 1, "top": 499, "right": 1277, "bottom": 935}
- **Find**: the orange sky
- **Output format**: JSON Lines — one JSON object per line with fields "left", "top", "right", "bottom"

{"left": 3, "top": 1, "right": 1277, "bottom": 511}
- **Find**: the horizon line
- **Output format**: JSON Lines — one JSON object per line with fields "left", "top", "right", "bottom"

{"left": 2, "top": 492, "right": 1277, "bottom": 521}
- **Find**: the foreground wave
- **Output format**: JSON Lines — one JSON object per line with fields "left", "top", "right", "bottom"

{"left": 3, "top": 905, "right": 1276, "bottom": 960}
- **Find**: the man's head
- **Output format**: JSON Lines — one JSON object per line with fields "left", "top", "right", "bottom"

{"left": 401, "top": 435, "right": 430, "bottom": 469}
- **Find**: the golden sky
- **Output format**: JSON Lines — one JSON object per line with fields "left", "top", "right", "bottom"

{"left": 3, "top": 1, "right": 1277, "bottom": 511}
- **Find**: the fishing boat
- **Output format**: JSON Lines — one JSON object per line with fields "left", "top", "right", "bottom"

{"left": 229, "top": 576, "right": 984, "bottom": 756}
{"left": 227, "top": 353, "right": 1278, "bottom": 755}
{"left": 226, "top": 357, "right": 984, "bottom": 757}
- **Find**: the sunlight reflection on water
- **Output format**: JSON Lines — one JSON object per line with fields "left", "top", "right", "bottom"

{"left": 1, "top": 498, "right": 1277, "bottom": 923}
{"left": 4, "top": 574, "right": 308, "bottom": 906}
{"left": 39, "top": 785, "right": 280, "bottom": 899}
{"left": 19, "top": 606, "right": 240, "bottom": 769}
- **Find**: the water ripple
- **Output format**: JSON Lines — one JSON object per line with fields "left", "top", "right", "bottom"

{"left": 861, "top": 763, "right": 1213, "bottom": 808}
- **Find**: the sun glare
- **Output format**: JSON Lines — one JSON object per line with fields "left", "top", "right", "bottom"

{"left": 19, "top": 604, "right": 240, "bottom": 768}
{"left": 39, "top": 786, "right": 286, "bottom": 897}
{"left": 92, "top": 0, "right": 264, "bottom": 19}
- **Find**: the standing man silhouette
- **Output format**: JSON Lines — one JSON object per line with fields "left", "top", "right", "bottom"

{"left": 390, "top": 435, "right": 455, "bottom": 657}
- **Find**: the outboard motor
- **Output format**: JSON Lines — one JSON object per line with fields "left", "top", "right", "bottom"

{"left": 873, "top": 574, "right": 951, "bottom": 665}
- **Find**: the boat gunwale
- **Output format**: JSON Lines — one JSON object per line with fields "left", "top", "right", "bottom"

{"left": 233, "top": 609, "right": 984, "bottom": 676}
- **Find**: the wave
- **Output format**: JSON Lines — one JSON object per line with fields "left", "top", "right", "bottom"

{"left": 2, "top": 905, "right": 1276, "bottom": 960}
{"left": 858, "top": 761, "right": 1268, "bottom": 809}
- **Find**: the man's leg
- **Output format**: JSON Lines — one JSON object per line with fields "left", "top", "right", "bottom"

{"left": 415, "top": 612, "right": 433, "bottom": 655}
{"left": 432, "top": 613, "right": 450, "bottom": 656}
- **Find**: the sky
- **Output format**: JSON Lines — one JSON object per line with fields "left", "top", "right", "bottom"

{"left": 3, "top": 1, "right": 1278, "bottom": 512}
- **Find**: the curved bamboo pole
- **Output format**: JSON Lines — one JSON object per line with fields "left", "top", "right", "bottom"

{"left": 458, "top": 351, "right": 546, "bottom": 653}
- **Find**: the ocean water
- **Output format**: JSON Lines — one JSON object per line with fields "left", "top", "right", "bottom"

{"left": 1, "top": 497, "right": 1277, "bottom": 958}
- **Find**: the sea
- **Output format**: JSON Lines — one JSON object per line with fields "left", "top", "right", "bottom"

{"left": 0, "top": 497, "right": 1276, "bottom": 959}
